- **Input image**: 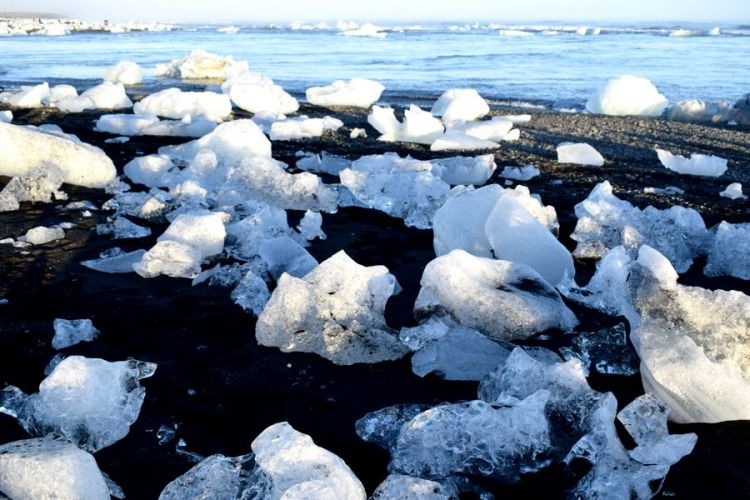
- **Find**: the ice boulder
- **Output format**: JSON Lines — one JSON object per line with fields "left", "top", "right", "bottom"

{"left": 556, "top": 142, "right": 605, "bottom": 166}
{"left": 586, "top": 75, "right": 668, "bottom": 117}
{"left": 720, "top": 182, "right": 746, "bottom": 200}
{"left": 230, "top": 270, "right": 271, "bottom": 315}
{"left": 0, "top": 82, "right": 49, "bottom": 108}
{"left": 156, "top": 50, "right": 249, "bottom": 80}
{"left": 221, "top": 71, "right": 299, "bottom": 117}
{"left": 0, "top": 436, "right": 110, "bottom": 500}
{"left": 160, "top": 119, "right": 272, "bottom": 164}
{"left": 306, "top": 78, "right": 384, "bottom": 108}
{"left": 252, "top": 422, "right": 366, "bottom": 499}
{"left": 656, "top": 148, "right": 728, "bottom": 177}
{"left": 270, "top": 115, "right": 343, "bottom": 140}
{"left": 103, "top": 60, "right": 143, "bottom": 85}
{"left": 0, "top": 123, "right": 116, "bottom": 188}
{"left": 368, "top": 105, "right": 444, "bottom": 145}
{"left": 97, "top": 218, "right": 150, "bottom": 241}
{"left": 157, "top": 212, "right": 226, "bottom": 259}
{"left": 339, "top": 153, "right": 451, "bottom": 229}
{"left": 704, "top": 221, "right": 750, "bottom": 280}
{"left": 431, "top": 154, "right": 497, "bottom": 185}
{"left": 52, "top": 318, "right": 100, "bottom": 349}
{"left": 628, "top": 246, "right": 750, "bottom": 423}
{"left": 733, "top": 93, "right": 750, "bottom": 125}
{"left": 259, "top": 236, "right": 318, "bottom": 280}
{"left": 415, "top": 250, "right": 578, "bottom": 341}
{"left": 0, "top": 356, "right": 156, "bottom": 451}
{"left": 433, "top": 184, "right": 570, "bottom": 284}
{"left": 134, "top": 88, "right": 232, "bottom": 122}
{"left": 431, "top": 88, "right": 490, "bottom": 122}
{"left": 256, "top": 251, "right": 408, "bottom": 364}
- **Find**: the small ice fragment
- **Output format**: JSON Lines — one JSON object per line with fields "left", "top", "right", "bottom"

{"left": 52, "top": 318, "right": 100, "bottom": 349}
{"left": 557, "top": 142, "right": 605, "bottom": 166}
{"left": 656, "top": 148, "right": 728, "bottom": 177}
{"left": 81, "top": 248, "right": 147, "bottom": 274}
{"left": 719, "top": 182, "right": 746, "bottom": 200}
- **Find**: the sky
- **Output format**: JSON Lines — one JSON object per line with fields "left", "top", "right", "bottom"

{"left": 1, "top": 0, "right": 747, "bottom": 23}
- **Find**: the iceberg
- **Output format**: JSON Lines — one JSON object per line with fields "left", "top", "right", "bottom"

{"left": 0, "top": 110, "right": 11, "bottom": 123}
{"left": 559, "top": 246, "right": 632, "bottom": 316}
{"left": 306, "top": 78, "right": 384, "bottom": 108}
{"left": 230, "top": 270, "right": 271, "bottom": 315}
{"left": 134, "top": 240, "right": 203, "bottom": 279}
{"left": 704, "top": 221, "right": 750, "bottom": 280}
{"left": 52, "top": 318, "right": 100, "bottom": 349}
{"left": 372, "top": 474, "right": 457, "bottom": 499}
{"left": 656, "top": 148, "right": 728, "bottom": 177}
{"left": 258, "top": 236, "right": 318, "bottom": 280}
{"left": 586, "top": 75, "right": 668, "bottom": 117}
{"left": 556, "top": 142, "right": 605, "bottom": 166}
{"left": 103, "top": 60, "right": 143, "bottom": 85}
{"left": 134, "top": 88, "right": 232, "bottom": 122}
{"left": 0, "top": 82, "right": 49, "bottom": 108}
{"left": 431, "top": 88, "right": 490, "bottom": 122}
{"left": 342, "top": 22, "right": 386, "bottom": 38}
{"left": 124, "top": 154, "right": 177, "bottom": 188}
{"left": 156, "top": 50, "right": 249, "bottom": 80}
{"left": 55, "top": 82, "right": 133, "bottom": 112}
{"left": 446, "top": 116, "right": 517, "bottom": 142}
{"left": 97, "top": 216, "right": 152, "bottom": 239}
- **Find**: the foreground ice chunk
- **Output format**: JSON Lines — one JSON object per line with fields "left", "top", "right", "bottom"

{"left": 0, "top": 436, "right": 110, "bottom": 500}
{"left": 103, "top": 60, "right": 143, "bottom": 85}
{"left": 559, "top": 246, "right": 632, "bottom": 316}
{"left": 372, "top": 474, "right": 457, "bottom": 499}
{"left": 306, "top": 78, "right": 384, "bottom": 108}
{"left": 656, "top": 148, "right": 728, "bottom": 177}
{"left": 134, "top": 88, "right": 232, "bottom": 122}
{"left": 586, "top": 75, "right": 668, "bottom": 117}
{"left": 0, "top": 165, "right": 66, "bottom": 212}
{"left": 368, "top": 105, "right": 444, "bottom": 145}
{"left": 20, "top": 225, "right": 65, "bottom": 245}
{"left": 628, "top": 246, "right": 750, "bottom": 422}
{"left": 704, "top": 221, "right": 750, "bottom": 280}
{"left": 158, "top": 212, "right": 226, "bottom": 259}
{"left": 256, "top": 251, "right": 408, "bottom": 364}
{"left": 96, "top": 113, "right": 217, "bottom": 138}
{"left": 719, "top": 182, "right": 746, "bottom": 200}
{"left": 431, "top": 154, "right": 496, "bottom": 185}
{"left": 270, "top": 115, "right": 343, "bottom": 140}
{"left": 134, "top": 240, "right": 203, "bottom": 279}
{"left": 224, "top": 202, "right": 297, "bottom": 260}
{"left": 0, "top": 123, "right": 116, "bottom": 188}
{"left": 415, "top": 250, "right": 578, "bottom": 341}
{"left": 339, "top": 153, "right": 450, "bottom": 229}
{"left": 556, "top": 142, "right": 605, "bottom": 166}
{"left": 52, "top": 318, "right": 100, "bottom": 349}
{"left": 160, "top": 119, "right": 272, "bottom": 163}
{"left": 82, "top": 248, "right": 147, "bottom": 274}
{"left": 431, "top": 88, "right": 489, "bottom": 122}
{"left": 0, "top": 356, "right": 156, "bottom": 451}
{"left": 571, "top": 181, "right": 709, "bottom": 272}
{"left": 252, "top": 422, "right": 366, "bottom": 499}
{"left": 500, "top": 165, "right": 540, "bottom": 181}
{"left": 222, "top": 71, "right": 299, "bottom": 116}
{"left": 156, "top": 50, "right": 249, "bottom": 80}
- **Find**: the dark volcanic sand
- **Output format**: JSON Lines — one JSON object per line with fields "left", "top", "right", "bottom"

{"left": 1, "top": 95, "right": 749, "bottom": 499}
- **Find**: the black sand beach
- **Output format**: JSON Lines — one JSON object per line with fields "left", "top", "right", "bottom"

{"left": 1, "top": 93, "right": 749, "bottom": 498}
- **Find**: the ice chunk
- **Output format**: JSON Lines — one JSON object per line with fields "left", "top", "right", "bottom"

{"left": 0, "top": 165, "right": 66, "bottom": 212}
{"left": 82, "top": 248, "right": 147, "bottom": 274}
{"left": 134, "top": 240, "right": 203, "bottom": 279}
{"left": 0, "top": 356, "right": 156, "bottom": 451}
{"left": 159, "top": 119, "right": 272, "bottom": 163}
{"left": 656, "top": 148, "right": 728, "bottom": 177}
{"left": 124, "top": 154, "right": 176, "bottom": 188}
{"left": 251, "top": 422, "right": 366, "bottom": 499}
{"left": 0, "top": 436, "right": 110, "bottom": 500}
{"left": 0, "top": 123, "right": 116, "bottom": 188}
{"left": 356, "top": 404, "right": 432, "bottom": 451}
{"left": 0, "top": 110, "right": 11, "bottom": 123}
{"left": 628, "top": 245, "right": 750, "bottom": 422}
{"left": 46, "top": 84, "right": 78, "bottom": 106}
{"left": 446, "top": 116, "right": 517, "bottom": 142}
{"left": 134, "top": 88, "right": 232, "bottom": 122}
{"left": 1, "top": 82, "right": 49, "bottom": 108}
{"left": 256, "top": 251, "right": 408, "bottom": 365}
{"left": 586, "top": 75, "right": 668, "bottom": 117}
{"left": 224, "top": 202, "right": 296, "bottom": 260}
{"left": 561, "top": 323, "right": 639, "bottom": 377}
{"left": 372, "top": 474, "right": 457, "bottom": 499}
{"left": 704, "top": 221, "right": 750, "bottom": 280}
{"left": 270, "top": 115, "right": 343, "bottom": 140}
{"left": 342, "top": 22, "right": 386, "bottom": 38}
{"left": 296, "top": 151, "right": 351, "bottom": 176}
{"left": 103, "top": 189, "right": 170, "bottom": 220}
{"left": 158, "top": 212, "right": 226, "bottom": 259}
{"left": 259, "top": 236, "right": 318, "bottom": 279}
{"left": 500, "top": 165, "right": 540, "bottom": 181}
{"left": 159, "top": 454, "right": 273, "bottom": 500}
{"left": 430, "top": 130, "right": 500, "bottom": 152}
{"left": 339, "top": 153, "right": 450, "bottom": 229}
{"left": 368, "top": 105, "right": 444, "bottom": 145}
{"left": 297, "top": 210, "right": 326, "bottom": 241}
{"left": 52, "top": 318, "right": 100, "bottom": 349}
{"left": 571, "top": 181, "right": 709, "bottom": 272}
{"left": 97, "top": 216, "right": 152, "bottom": 239}
{"left": 221, "top": 71, "right": 299, "bottom": 116}
{"left": 231, "top": 270, "right": 271, "bottom": 315}
{"left": 96, "top": 113, "right": 217, "bottom": 138}
{"left": 430, "top": 154, "right": 496, "bottom": 185}
{"left": 559, "top": 246, "right": 632, "bottom": 316}
{"left": 56, "top": 82, "right": 133, "bottom": 112}
{"left": 19, "top": 225, "right": 65, "bottom": 245}
{"left": 103, "top": 60, "right": 143, "bottom": 85}
{"left": 156, "top": 50, "right": 249, "bottom": 80}
{"left": 431, "top": 88, "right": 490, "bottom": 122}
{"left": 415, "top": 250, "right": 578, "bottom": 341}
{"left": 557, "top": 142, "right": 605, "bottom": 166}
{"left": 668, "top": 99, "right": 733, "bottom": 123}
{"left": 719, "top": 182, "right": 746, "bottom": 200}
{"left": 306, "top": 78, "right": 384, "bottom": 108}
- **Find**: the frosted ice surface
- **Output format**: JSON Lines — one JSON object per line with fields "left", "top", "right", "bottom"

{"left": 431, "top": 154, "right": 496, "bottom": 185}
{"left": 431, "top": 88, "right": 490, "bottom": 122}
{"left": 445, "top": 116, "right": 516, "bottom": 142}
{"left": 231, "top": 270, "right": 271, "bottom": 315}
{"left": 560, "top": 323, "right": 639, "bottom": 377}
{"left": 356, "top": 404, "right": 431, "bottom": 451}
{"left": 571, "top": 181, "right": 709, "bottom": 272}
{"left": 158, "top": 212, "right": 226, "bottom": 259}
{"left": 556, "top": 142, "right": 605, "bottom": 166}
{"left": 368, "top": 105, "right": 445, "bottom": 145}
{"left": 97, "top": 216, "right": 152, "bottom": 239}
{"left": 415, "top": 250, "right": 578, "bottom": 341}
{"left": 719, "top": 182, "right": 746, "bottom": 200}
{"left": 0, "top": 123, "right": 117, "bottom": 188}
{"left": 259, "top": 236, "right": 318, "bottom": 280}
{"left": 430, "top": 130, "right": 500, "bottom": 152}
{"left": 134, "top": 88, "right": 232, "bottom": 122}
{"left": 0, "top": 436, "right": 110, "bottom": 500}
{"left": 559, "top": 246, "right": 632, "bottom": 316}
{"left": 134, "top": 240, "right": 203, "bottom": 279}
{"left": 372, "top": 474, "right": 457, "bottom": 499}
{"left": 256, "top": 251, "right": 408, "bottom": 364}
{"left": 159, "top": 119, "right": 272, "bottom": 164}
{"left": 586, "top": 75, "right": 668, "bottom": 117}
{"left": 296, "top": 151, "right": 351, "bottom": 176}
{"left": 500, "top": 165, "right": 540, "bottom": 181}
{"left": 704, "top": 221, "right": 750, "bottom": 280}
{"left": 339, "top": 153, "right": 450, "bottom": 229}
{"left": 221, "top": 71, "right": 299, "bottom": 116}
{"left": 1, "top": 356, "right": 156, "bottom": 452}
{"left": 656, "top": 148, "right": 728, "bottom": 177}
{"left": 124, "top": 154, "right": 177, "bottom": 188}
{"left": 20, "top": 225, "right": 65, "bottom": 245}
{"left": 306, "top": 78, "right": 384, "bottom": 108}
{"left": 0, "top": 165, "right": 66, "bottom": 212}
{"left": 628, "top": 245, "right": 750, "bottom": 422}
{"left": 297, "top": 210, "right": 326, "bottom": 241}
{"left": 52, "top": 318, "right": 100, "bottom": 349}
{"left": 224, "top": 202, "right": 295, "bottom": 261}
{"left": 270, "top": 115, "right": 343, "bottom": 140}
{"left": 96, "top": 113, "right": 217, "bottom": 138}
{"left": 251, "top": 422, "right": 366, "bottom": 499}
{"left": 156, "top": 50, "right": 249, "bottom": 80}
{"left": 103, "top": 60, "right": 143, "bottom": 85}
{"left": 82, "top": 248, "right": 147, "bottom": 274}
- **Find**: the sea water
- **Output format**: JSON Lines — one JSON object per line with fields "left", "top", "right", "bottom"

{"left": 1, "top": 22, "right": 748, "bottom": 109}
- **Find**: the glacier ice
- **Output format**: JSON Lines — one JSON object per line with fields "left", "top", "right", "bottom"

{"left": 306, "top": 78, "right": 384, "bottom": 108}
{"left": 704, "top": 221, "right": 750, "bottom": 280}
{"left": 20, "top": 225, "right": 65, "bottom": 245}
{"left": 256, "top": 250, "right": 408, "bottom": 365}
{"left": 556, "top": 142, "right": 605, "bottom": 166}
{"left": 414, "top": 250, "right": 578, "bottom": 341}
{"left": 156, "top": 50, "right": 249, "bottom": 80}
{"left": 0, "top": 356, "right": 156, "bottom": 452}
{"left": 0, "top": 82, "right": 49, "bottom": 108}
{"left": 586, "top": 75, "right": 668, "bottom": 117}
{"left": 430, "top": 130, "right": 500, "bottom": 152}
{"left": 559, "top": 245, "right": 632, "bottom": 316}
{"left": 134, "top": 240, "right": 203, "bottom": 279}
{"left": 52, "top": 318, "right": 100, "bottom": 349}
{"left": 258, "top": 236, "right": 318, "bottom": 280}
{"left": 297, "top": 210, "right": 326, "bottom": 241}
{"left": 81, "top": 248, "right": 147, "bottom": 274}
{"left": 0, "top": 110, "right": 11, "bottom": 123}
{"left": 230, "top": 270, "right": 271, "bottom": 315}
{"left": 430, "top": 154, "right": 496, "bottom": 185}
{"left": 96, "top": 113, "right": 217, "bottom": 138}
{"left": 134, "top": 88, "right": 232, "bottom": 122}
{"left": 0, "top": 123, "right": 117, "bottom": 188}
{"left": 368, "top": 105, "right": 444, "bottom": 145}
{"left": 55, "top": 82, "right": 133, "bottom": 112}
{"left": 296, "top": 151, "right": 351, "bottom": 176}
{"left": 656, "top": 148, "right": 728, "bottom": 177}
{"left": 560, "top": 322, "right": 639, "bottom": 377}
{"left": 668, "top": 99, "right": 733, "bottom": 123}
{"left": 224, "top": 202, "right": 297, "bottom": 261}
{"left": 0, "top": 165, "right": 66, "bottom": 212}
{"left": 445, "top": 116, "right": 517, "bottom": 142}
{"left": 159, "top": 119, "right": 272, "bottom": 164}
{"left": 431, "top": 88, "right": 490, "bottom": 122}
{"left": 270, "top": 115, "right": 343, "bottom": 141}
{"left": 103, "top": 60, "right": 143, "bottom": 85}
{"left": 221, "top": 71, "right": 299, "bottom": 117}
{"left": 103, "top": 189, "right": 170, "bottom": 220}
{"left": 719, "top": 182, "right": 746, "bottom": 200}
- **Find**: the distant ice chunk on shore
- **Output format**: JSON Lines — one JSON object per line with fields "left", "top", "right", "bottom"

{"left": 306, "top": 78, "right": 384, "bottom": 108}
{"left": 20, "top": 225, "right": 65, "bottom": 245}
{"left": 446, "top": 116, "right": 518, "bottom": 142}
{"left": 134, "top": 88, "right": 232, "bottom": 122}
{"left": 52, "top": 318, "right": 100, "bottom": 349}
{"left": 368, "top": 105, "right": 444, "bottom": 144}
{"left": 719, "top": 182, "right": 746, "bottom": 200}
{"left": 270, "top": 115, "right": 343, "bottom": 140}
{"left": 586, "top": 75, "right": 668, "bottom": 117}
{"left": 430, "top": 130, "right": 500, "bottom": 152}
{"left": 222, "top": 71, "right": 299, "bottom": 117}
{"left": 557, "top": 142, "right": 605, "bottom": 166}
{"left": 103, "top": 60, "right": 143, "bottom": 85}
{"left": 256, "top": 251, "right": 408, "bottom": 364}
{"left": 342, "top": 22, "right": 387, "bottom": 38}
{"left": 156, "top": 50, "right": 249, "bottom": 80}
{"left": 431, "top": 88, "right": 490, "bottom": 122}
{"left": 500, "top": 165, "right": 540, "bottom": 180}
{"left": 431, "top": 154, "right": 496, "bottom": 185}
{"left": 668, "top": 99, "right": 733, "bottom": 123}
{"left": 0, "top": 82, "right": 49, "bottom": 108}
{"left": 656, "top": 148, "right": 728, "bottom": 177}
{"left": 704, "top": 222, "right": 750, "bottom": 280}
{"left": 158, "top": 211, "right": 227, "bottom": 259}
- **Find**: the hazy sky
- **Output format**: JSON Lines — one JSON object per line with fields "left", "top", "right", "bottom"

{"left": 2, "top": 0, "right": 747, "bottom": 23}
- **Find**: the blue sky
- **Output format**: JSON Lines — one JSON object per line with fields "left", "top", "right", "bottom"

{"left": 2, "top": 0, "right": 747, "bottom": 23}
